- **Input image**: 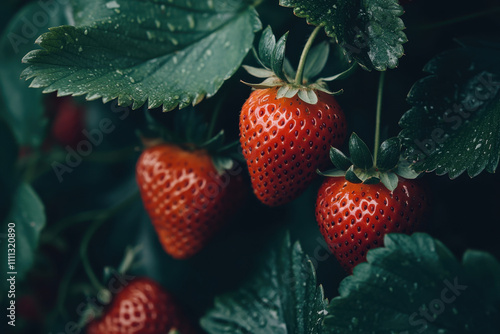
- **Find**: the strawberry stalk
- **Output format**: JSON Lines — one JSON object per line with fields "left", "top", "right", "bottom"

{"left": 79, "top": 192, "right": 140, "bottom": 300}
{"left": 294, "top": 25, "right": 323, "bottom": 85}
{"left": 373, "top": 71, "right": 386, "bottom": 166}
{"left": 414, "top": 6, "right": 500, "bottom": 31}
{"left": 207, "top": 92, "right": 226, "bottom": 140}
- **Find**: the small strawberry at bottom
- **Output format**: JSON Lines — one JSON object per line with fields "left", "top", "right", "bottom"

{"left": 316, "top": 177, "right": 429, "bottom": 272}
{"left": 136, "top": 143, "right": 245, "bottom": 259}
{"left": 86, "top": 277, "right": 197, "bottom": 334}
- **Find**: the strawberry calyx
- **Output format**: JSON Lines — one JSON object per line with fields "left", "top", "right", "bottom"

{"left": 318, "top": 133, "right": 420, "bottom": 191}
{"left": 78, "top": 245, "right": 143, "bottom": 329}
{"left": 139, "top": 108, "right": 241, "bottom": 175}
{"left": 242, "top": 26, "right": 356, "bottom": 105}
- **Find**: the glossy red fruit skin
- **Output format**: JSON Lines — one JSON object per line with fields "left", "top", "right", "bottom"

{"left": 315, "top": 177, "right": 429, "bottom": 273}
{"left": 136, "top": 144, "right": 245, "bottom": 259}
{"left": 86, "top": 277, "right": 197, "bottom": 334}
{"left": 240, "top": 87, "right": 346, "bottom": 206}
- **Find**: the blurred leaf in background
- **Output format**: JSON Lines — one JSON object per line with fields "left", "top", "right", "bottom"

{"left": 0, "top": 0, "right": 71, "bottom": 147}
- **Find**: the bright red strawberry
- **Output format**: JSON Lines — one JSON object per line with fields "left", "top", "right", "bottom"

{"left": 86, "top": 277, "right": 197, "bottom": 334}
{"left": 240, "top": 87, "right": 346, "bottom": 206}
{"left": 136, "top": 143, "right": 245, "bottom": 259}
{"left": 316, "top": 177, "right": 429, "bottom": 272}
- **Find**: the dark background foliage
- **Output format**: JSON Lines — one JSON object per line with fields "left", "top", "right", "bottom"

{"left": 0, "top": 0, "right": 499, "bottom": 333}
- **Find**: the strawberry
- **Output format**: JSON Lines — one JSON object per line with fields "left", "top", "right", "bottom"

{"left": 316, "top": 177, "right": 428, "bottom": 272}
{"left": 240, "top": 87, "right": 346, "bottom": 206}
{"left": 86, "top": 277, "right": 197, "bottom": 334}
{"left": 136, "top": 143, "right": 245, "bottom": 259}
{"left": 239, "top": 27, "right": 350, "bottom": 206}
{"left": 17, "top": 95, "right": 86, "bottom": 157}
{"left": 315, "top": 133, "right": 429, "bottom": 272}
{"left": 47, "top": 95, "right": 86, "bottom": 148}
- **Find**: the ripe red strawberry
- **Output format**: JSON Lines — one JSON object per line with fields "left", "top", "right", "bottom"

{"left": 136, "top": 143, "right": 245, "bottom": 259}
{"left": 238, "top": 26, "right": 350, "bottom": 206}
{"left": 86, "top": 277, "right": 197, "bottom": 334}
{"left": 240, "top": 87, "right": 346, "bottom": 206}
{"left": 316, "top": 177, "right": 429, "bottom": 272}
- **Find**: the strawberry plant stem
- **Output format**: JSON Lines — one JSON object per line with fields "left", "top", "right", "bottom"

{"left": 80, "top": 217, "right": 108, "bottom": 292}
{"left": 373, "top": 71, "right": 386, "bottom": 165}
{"left": 207, "top": 93, "right": 225, "bottom": 140}
{"left": 295, "top": 25, "right": 323, "bottom": 85}
{"left": 414, "top": 6, "right": 500, "bottom": 32}
{"left": 118, "top": 245, "right": 143, "bottom": 274}
{"left": 79, "top": 192, "right": 140, "bottom": 293}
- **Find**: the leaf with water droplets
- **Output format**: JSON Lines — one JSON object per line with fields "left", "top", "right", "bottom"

{"left": 399, "top": 40, "right": 500, "bottom": 179}
{"left": 21, "top": 0, "right": 262, "bottom": 111}
{"left": 201, "top": 233, "right": 328, "bottom": 334}
{"left": 324, "top": 233, "right": 500, "bottom": 333}
{"left": 279, "top": 0, "right": 407, "bottom": 71}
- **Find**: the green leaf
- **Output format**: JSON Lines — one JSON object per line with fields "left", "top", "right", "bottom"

{"left": 21, "top": 0, "right": 262, "bottom": 111}
{"left": 284, "top": 58, "right": 297, "bottom": 80}
{"left": 202, "top": 130, "right": 226, "bottom": 152}
{"left": 303, "top": 41, "right": 329, "bottom": 80}
{"left": 349, "top": 133, "right": 373, "bottom": 169}
{"left": 353, "top": 167, "right": 380, "bottom": 184}
{"left": 1, "top": 183, "right": 46, "bottom": 282}
{"left": 271, "top": 32, "right": 289, "bottom": 82}
{"left": 318, "top": 62, "right": 357, "bottom": 82}
{"left": 395, "top": 158, "right": 420, "bottom": 180}
{"left": 258, "top": 26, "right": 276, "bottom": 69}
{"left": 324, "top": 233, "right": 500, "bottom": 333}
{"left": 277, "top": 85, "right": 300, "bottom": 99}
{"left": 279, "top": 0, "right": 407, "bottom": 71}
{"left": 201, "top": 233, "right": 328, "bottom": 334}
{"left": 376, "top": 137, "right": 401, "bottom": 171}
{"left": 379, "top": 171, "right": 398, "bottom": 191}
{"left": 399, "top": 41, "right": 500, "bottom": 178}
{"left": 329, "top": 147, "right": 352, "bottom": 170}
{"left": 345, "top": 165, "right": 362, "bottom": 183}
{"left": 0, "top": 2, "right": 70, "bottom": 146}
{"left": 298, "top": 88, "right": 318, "bottom": 104}
{"left": 317, "top": 168, "right": 345, "bottom": 177}
{"left": 243, "top": 65, "right": 274, "bottom": 78}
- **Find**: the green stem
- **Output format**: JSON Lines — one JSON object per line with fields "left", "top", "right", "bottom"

{"left": 79, "top": 191, "right": 140, "bottom": 292}
{"left": 207, "top": 95, "right": 225, "bottom": 140}
{"left": 55, "top": 251, "right": 80, "bottom": 320}
{"left": 80, "top": 217, "right": 108, "bottom": 292}
{"left": 118, "top": 244, "right": 143, "bottom": 274}
{"left": 43, "top": 210, "right": 106, "bottom": 243}
{"left": 295, "top": 25, "right": 323, "bottom": 85}
{"left": 373, "top": 71, "right": 386, "bottom": 166}
{"left": 414, "top": 6, "right": 500, "bottom": 31}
